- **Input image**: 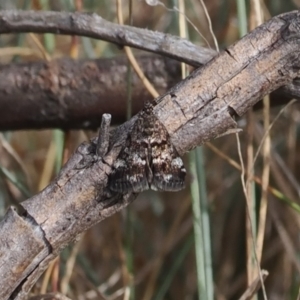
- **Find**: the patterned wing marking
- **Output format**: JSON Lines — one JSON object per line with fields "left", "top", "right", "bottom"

{"left": 109, "top": 150, "right": 149, "bottom": 193}
{"left": 109, "top": 116, "right": 150, "bottom": 193}
{"left": 109, "top": 101, "right": 186, "bottom": 193}
{"left": 151, "top": 140, "right": 186, "bottom": 192}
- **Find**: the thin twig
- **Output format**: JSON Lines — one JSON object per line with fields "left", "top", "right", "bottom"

{"left": 97, "top": 114, "right": 112, "bottom": 157}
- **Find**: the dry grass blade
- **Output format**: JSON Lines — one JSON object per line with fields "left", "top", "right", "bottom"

{"left": 28, "top": 293, "right": 72, "bottom": 300}
{"left": 40, "top": 257, "right": 59, "bottom": 294}
{"left": 238, "top": 270, "right": 269, "bottom": 300}
{"left": 269, "top": 204, "right": 300, "bottom": 274}
{"left": 60, "top": 234, "right": 85, "bottom": 294}
{"left": 207, "top": 142, "right": 300, "bottom": 212}
{"left": 116, "top": 0, "right": 159, "bottom": 98}
{"left": 142, "top": 196, "right": 191, "bottom": 300}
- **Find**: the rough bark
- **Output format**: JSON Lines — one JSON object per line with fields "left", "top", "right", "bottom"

{"left": 0, "top": 10, "right": 298, "bottom": 131}
{"left": 0, "top": 55, "right": 296, "bottom": 130}
{"left": 0, "top": 10, "right": 300, "bottom": 300}
{"left": 0, "top": 55, "right": 182, "bottom": 130}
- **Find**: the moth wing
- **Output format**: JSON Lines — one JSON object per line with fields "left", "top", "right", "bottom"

{"left": 109, "top": 124, "right": 149, "bottom": 194}
{"left": 109, "top": 103, "right": 186, "bottom": 193}
{"left": 151, "top": 143, "right": 186, "bottom": 192}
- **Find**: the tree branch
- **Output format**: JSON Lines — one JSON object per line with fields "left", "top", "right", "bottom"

{"left": 1, "top": 10, "right": 300, "bottom": 299}
{"left": 0, "top": 10, "right": 216, "bottom": 67}
{"left": 0, "top": 10, "right": 298, "bottom": 131}
{"left": 0, "top": 55, "right": 181, "bottom": 130}
{"left": 0, "top": 55, "right": 296, "bottom": 130}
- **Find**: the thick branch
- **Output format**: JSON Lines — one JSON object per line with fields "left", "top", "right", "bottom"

{"left": 0, "top": 10, "right": 298, "bottom": 131}
{"left": 0, "top": 55, "right": 296, "bottom": 130}
{"left": 0, "top": 55, "right": 181, "bottom": 130}
{"left": 153, "top": 11, "right": 300, "bottom": 154}
{"left": 1, "top": 10, "right": 300, "bottom": 300}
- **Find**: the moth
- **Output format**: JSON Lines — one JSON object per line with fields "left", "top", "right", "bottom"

{"left": 109, "top": 102, "right": 186, "bottom": 193}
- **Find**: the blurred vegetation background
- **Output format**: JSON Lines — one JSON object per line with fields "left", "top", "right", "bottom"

{"left": 0, "top": 0, "right": 300, "bottom": 299}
